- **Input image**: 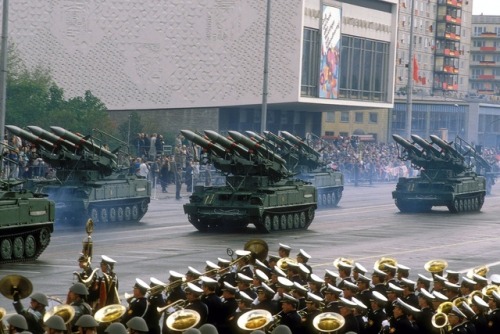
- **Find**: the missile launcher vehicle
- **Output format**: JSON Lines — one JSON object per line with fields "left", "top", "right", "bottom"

{"left": 6, "top": 125, "right": 151, "bottom": 225}
{"left": 181, "top": 129, "right": 317, "bottom": 233}
{"left": 392, "top": 134, "right": 487, "bottom": 213}
{"left": 0, "top": 179, "right": 54, "bottom": 263}
{"left": 260, "top": 131, "right": 344, "bottom": 209}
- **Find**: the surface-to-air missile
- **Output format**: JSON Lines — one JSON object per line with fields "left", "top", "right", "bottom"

{"left": 180, "top": 129, "right": 227, "bottom": 157}
{"left": 227, "top": 130, "right": 286, "bottom": 165}
{"left": 280, "top": 131, "right": 321, "bottom": 158}
{"left": 182, "top": 129, "right": 316, "bottom": 233}
{"left": 204, "top": 130, "right": 251, "bottom": 159}
{"left": 410, "top": 134, "right": 442, "bottom": 157}
{"left": 5, "top": 125, "right": 56, "bottom": 153}
{"left": 7, "top": 125, "right": 151, "bottom": 225}
{"left": 392, "top": 133, "right": 486, "bottom": 214}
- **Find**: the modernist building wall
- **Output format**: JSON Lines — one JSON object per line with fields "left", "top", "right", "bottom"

{"left": 5, "top": 0, "right": 399, "bottom": 138}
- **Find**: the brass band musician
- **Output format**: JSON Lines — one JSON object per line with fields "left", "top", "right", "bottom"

{"left": 97, "top": 255, "right": 120, "bottom": 310}
{"left": 12, "top": 292, "right": 48, "bottom": 334}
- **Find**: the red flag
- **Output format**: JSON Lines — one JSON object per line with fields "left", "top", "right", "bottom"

{"left": 413, "top": 55, "right": 419, "bottom": 82}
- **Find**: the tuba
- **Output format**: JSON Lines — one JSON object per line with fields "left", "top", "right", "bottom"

{"left": 312, "top": 312, "right": 345, "bottom": 333}
{"left": 333, "top": 257, "right": 354, "bottom": 269}
{"left": 276, "top": 257, "right": 298, "bottom": 271}
{"left": 166, "top": 309, "right": 200, "bottom": 331}
{"left": 424, "top": 259, "right": 448, "bottom": 274}
{"left": 226, "top": 239, "right": 269, "bottom": 267}
{"left": 94, "top": 304, "right": 126, "bottom": 323}
{"left": 467, "top": 265, "right": 489, "bottom": 279}
{"left": 237, "top": 310, "right": 274, "bottom": 331}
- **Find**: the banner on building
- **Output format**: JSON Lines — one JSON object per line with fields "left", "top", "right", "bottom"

{"left": 319, "top": 4, "right": 341, "bottom": 99}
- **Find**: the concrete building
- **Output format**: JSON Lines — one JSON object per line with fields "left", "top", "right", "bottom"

{"left": 3, "top": 0, "right": 399, "bottom": 142}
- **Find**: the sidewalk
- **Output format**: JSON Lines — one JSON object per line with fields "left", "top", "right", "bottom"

{"left": 148, "top": 183, "right": 192, "bottom": 201}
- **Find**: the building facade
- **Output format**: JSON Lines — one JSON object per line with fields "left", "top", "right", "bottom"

{"left": 3, "top": 0, "right": 399, "bottom": 140}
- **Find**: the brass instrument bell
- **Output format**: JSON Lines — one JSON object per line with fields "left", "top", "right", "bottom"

{"left": 43, "top": 304, "right": 76, "bottom": 324}
{"left": 0, "top": 307, "right": 5, "bottom": 320}
{"left": 236, "top": 310, "right": 273, "bottom": 331}
{"left": 333, "top": 257, "right": 354, "bottom": 269}
{"left": 276, "top": 257, "right": 298, "bottom": 271}
{"left": 94, "top": 304, "right": 126, "bottom": 323}
{"left": 312, "top": 312, "right": 345, "bottom": 333}
{"left": 424, "top": 259, "right": 448, "bottom": 273}
{"left": 374, "top": 257, "right": 398, "bottom": 271}
{"left": 166, "top": 309, "right": 201, "bottom": 331}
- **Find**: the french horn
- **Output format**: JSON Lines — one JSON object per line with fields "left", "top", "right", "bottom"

{"left": 312, "top": 312, "right": 345, "bottom": 333}
{"left": 237, "top": 310, "right": 273, "bottom": 331}
{"left": 0, "top": 275, "right": 33, "bottom": 300}
{"left": 166, "top": 309, "right": 201, "bottom": 331}
{"left": 424, "top": 259, "right": 448, "bottom": 273}
{"left": 94, "top": 304, "right": 126, "bottom": 323}
{"left": 431, "top": 312, "right": 449, "bottom": 329}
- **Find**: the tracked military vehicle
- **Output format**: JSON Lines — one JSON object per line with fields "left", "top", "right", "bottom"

{"left": 258, "top": 131, "right": 344, "bottom": 209}
{"left": 182, "top": 129, "right": 317, "bottom": 233}
{"left": 392, "top": 134, "right": 487, "bottom": 213}
{"left": 6, "top": 125, "right": 151, "bottom": 225}
{"left": 0, "top": 180, "right": 54, "bottom": 263}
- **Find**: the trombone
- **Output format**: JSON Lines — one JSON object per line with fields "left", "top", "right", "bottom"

{"left": 157, "top": 299, "right": 188, "bottom": 313}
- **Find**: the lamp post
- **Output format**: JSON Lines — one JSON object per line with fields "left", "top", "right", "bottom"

{"left": 0, "top": 0, "right": 9, "bottom": 141}
{"left": 405, "top": 0, "right": 416, "bottom": 139}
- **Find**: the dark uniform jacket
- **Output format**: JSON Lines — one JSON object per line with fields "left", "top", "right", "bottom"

{"left": 122, "top": 297, "right": 148, "bottom": 324}
{"left": 391, "top": 315, "right": 416, "bottom": 333}
{"left": 450, "top": 323, "right": 468, "bottom": 334}
{"left": 404, "top": 293, "right": 419, "bottom": 308}
{"left": 323, "top": 301, "right": 340, "bottom": 313}
{"left": 12, "top": 301, "right": 45, "bottom": 334}
{"left": 366, "top": 308, "right": 386, "bottom": 334}
{"left": 201, "top": 293, "right": 223, "bottom": 326}
{"left": 185, "top": 299, "right": 208, "bottom": 327}
{"left": 340, "top": 313, "right": 359, "bottom": 334}
{"left": 70, "top": 299, "right": 92, "bottom": 332}
{"left": 488, "top": 309, "right": 500, "bottom": 334}
{"left": 146, "top": 294, "right": 165, "bottom": 334}
{"left": 280, "top": 310, "right": 302, "bottom": 334}
{"left": 254, "top": 299, "right": 279, "bottom": 315}
{"left": 415, "top": 306, "right": 434, "bottom": 334}
{"left": 471, "top": 313, "right": 488, "bottom": 334}
{"left": 303, "top": 309, "right": 321, "bottom": 334}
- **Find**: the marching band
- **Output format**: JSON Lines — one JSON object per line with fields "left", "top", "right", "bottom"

{"left": 2, "top": 235, "right": 500, "bottom": 334}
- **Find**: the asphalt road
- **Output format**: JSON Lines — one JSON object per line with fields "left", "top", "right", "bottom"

{"left": 1, "top": 181, "right": 500, "bottom": 313}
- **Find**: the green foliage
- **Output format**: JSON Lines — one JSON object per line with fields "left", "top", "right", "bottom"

{"left": 4, "top": 43, "right": 113, "bottom": 135}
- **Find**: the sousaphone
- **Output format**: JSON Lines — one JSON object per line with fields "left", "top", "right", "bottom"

{"left": 312, "top": 312, "right": 345, "bottom": 333}
{"left": 0, "top": 275, "right": 33, "bottom": 300}
{"left": 94, "top": 304, "right": 126, "bottom": 323}
{"left": 166, "top": 309, "right": 201, "bottom": 331}
{"left": 237, "top": 310, "right": 273, "bottom": 331}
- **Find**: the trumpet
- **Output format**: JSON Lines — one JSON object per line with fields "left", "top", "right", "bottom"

{"left": 157, "top": 299, "right": 188, "bottom": 313}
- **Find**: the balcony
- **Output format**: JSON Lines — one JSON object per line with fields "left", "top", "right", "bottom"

{"left": 443, "top": 32, "right": 460, "bottom": 41}
{"left": 478, "top": 75, "right": 495, "bottom": 80}
{"left": 444, "top": 15, "right": 462, "bottom": 25}
{"left": 479, "top": 60, "right": 496, "bottom": 66}
{"left": 479, "top": 46, "right": 497, "bottom": 52}
{"left": 446, "top": 0, "right": 462, "bottom": 8}
{"left": 480, "top": 32, "right": 498, "bottom": 38}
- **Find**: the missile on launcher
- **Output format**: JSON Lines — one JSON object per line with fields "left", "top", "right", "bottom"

{"left": 180, "top": 129, "right": 227, "bottom": 157}
{"left": 429, "top": 135, "right": 464, "bottom": 161}
{"left": 392, "top": 134, "right": 425, "bottom": 158}
{"left": 5, "top": 125, "right": 56, "bottom": 152}
{"left": 27, "top": 125, "right": 77, "bottom": 151}
{"left": 227, "top": 130, "right": 286, "bottom": 165}
{"left": 410, "top": 134, "right": 442, "bottom": 157}
{"left": 203, "top": 130, "right": 250, "bottom": 158}
{"left": 280, "top": 131, "right": 321, "bottom": 158}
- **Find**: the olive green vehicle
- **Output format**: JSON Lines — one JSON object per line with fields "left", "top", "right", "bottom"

{"left": 0, "top": 180, "right": 55, "bottom": 263}
{"left": 392, "top": 134, "right": 487, "bottom": 213}
{"left": 262, "top": 130, "right": 344, "bottom": 209}
{"left": 6, "top": 125, "right": 151, "bottom": 225}
{"left": 181, "top": 129, "right": 317, "bottom": 233}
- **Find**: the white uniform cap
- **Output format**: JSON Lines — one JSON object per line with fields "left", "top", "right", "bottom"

{"left": 101, "top": 255, "right": 116, "bottom": 263}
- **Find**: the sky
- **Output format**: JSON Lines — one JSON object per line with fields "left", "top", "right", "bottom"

{"left": 473, "top": 0, "right": 500, "bottom": 15}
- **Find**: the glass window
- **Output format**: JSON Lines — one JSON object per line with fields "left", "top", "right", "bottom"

{"left": 355, "top": 112, "right": 363, "bottom": 123}
{"left": 301, "top": 28, "right": 320, "bottom": 97}
{"left": 326, "top": 111, "right": 335, "bottom": 122}
{"left": 369, "top": 112, "right": 378, "bottom": 123}
{"left": 340, "top": 111, "right": 349, "bottom": 123}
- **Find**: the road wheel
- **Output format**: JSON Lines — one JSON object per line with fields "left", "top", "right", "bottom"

{"left": 272, "top": 216, "right": 280, "bottom": 231}
{"left": 117, "top": 207, "right": 124, "bottom": 222}
{"left": 13, "top": 237, "right": 24, "bottom": 259}
{"left": 280, "top": 215, "right": 287, "bottom": 230}
{"left": 262, "top": 215, "right": 272, "bottom": 232}
{"left": 124, "top": 206, "right": 132, "bottom": 221}
{"left": 1, "top": 239, "right": 12, "bottom": 259}
{"left": 39, "top": 228, "right": 51, "bottom": 247}
{"left": 299, "top": 212, "right": 307, "bottom": 228}
{"left": 90, "top": 208, "right": 99, "bottom": 223}
{"left": 24, "top": 235, "right": 36, "bottom": 258}
{"left": 287, "top": 214, "right": 294, "bottom": 229}
{"left": 293, "top": 213, "right": 300, "bottom": 229}
{"left": 132, "top": 205, "right": 139, "bottom": 220}
{"left": 109, "top": 208, "right": 117, "bottom": 222}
